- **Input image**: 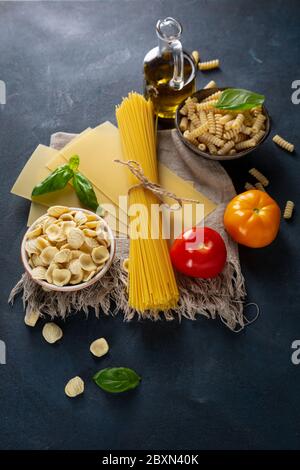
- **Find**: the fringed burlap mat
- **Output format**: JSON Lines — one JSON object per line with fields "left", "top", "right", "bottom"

{"left": 9, "top": 130, "right": 247, "bottom": 331}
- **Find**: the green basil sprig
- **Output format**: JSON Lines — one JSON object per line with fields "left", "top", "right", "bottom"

{"left": 31, "top": 165, "right": 74, "bottom": 196}
{"left": 93, "top": 367, "right": 141, "bottom": 393}
{"left": 31, "top": 154, "right": 101, "bottom": 212}
{"left": 73, "top": 172, "right": 98, "bottom": 212}
{"left": 215, "top": 88, "right": 265, "bottom": 111}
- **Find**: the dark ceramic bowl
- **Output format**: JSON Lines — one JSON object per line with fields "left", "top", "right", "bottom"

{"left": 175, "top": 87, "right": 271, "bottom": 161}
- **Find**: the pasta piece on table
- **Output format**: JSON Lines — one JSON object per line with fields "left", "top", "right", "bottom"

{"left": 198, "top": 59, "right": 219, "bottom": 71}
{"left": 249, "top": 168, "right": 269, "bottom": 187}
{"left": 283, "top": 200, "right": 294, "bottom": 219}
{"left": 204, "top": 80, "right": 217, "bottom": 89}
{"left": 273, "top": 134, "right": 294, "bottom": 152}
{"left": 192, "top": 50, "right": 200, "bottom": 64}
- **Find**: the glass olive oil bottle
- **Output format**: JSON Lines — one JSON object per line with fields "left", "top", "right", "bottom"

{"left": 144, "top": 17, "right": 196, "bottom": 120}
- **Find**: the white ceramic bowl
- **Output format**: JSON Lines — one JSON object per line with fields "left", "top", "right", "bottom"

{"left": 21, "top": 207, "right": 116, "bottom": 292}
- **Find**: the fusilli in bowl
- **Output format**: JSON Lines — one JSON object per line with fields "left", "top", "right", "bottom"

{"left": 175, "top": 87, "right": 271, "bottom": 161}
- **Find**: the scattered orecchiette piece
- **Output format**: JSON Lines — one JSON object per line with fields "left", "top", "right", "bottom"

{"left": 45, "top": 224, "right": 64, "bottom": 242}
{"left": 85, "top": 221, "right": 99, "bottom": 229}
{"left": 47, "top": 206, "right": 70, "bottom": 218}
{"left": 65, "top": 376, "right": 84, "bottom": 398}
{"left": 69, "top": 258, "right": 82, "bottom": 275}
{"left": 84, "top": 237, "right": 99, "bottom": 251}
{"left": 90, "top": 338, "right": 109, "bottom": 358}
{"left": 40, "top": 246, "right": 59, "bottom": 265}
{"left": 25, "top": 239, "right": 40, "bottom": 255}
{"left": 45, "top": 262, "right": 59, "bottom": 284}
{"left": 82, "top": 228, "right": 97, "bottom": 238}
{"left": 82, "top": 270, "right": 96, "bottom": 282}
{"left": 59, "top": 213, "right": 74, "bottom": 222}
{"left": 31, "top": 266, "right": 47, "bottom": 280}
{"left": 54, "top": 249, "right": 71, "bottom": 264}
{"left": 67, "top": 228, "right": 85, "bottom": 249}
{"left": 70, "top": 271, "right": 84, "bottom": 284}
{"left": 35, "top": 237, "right": 50, "bottom": 251}
{"left": 52, "top": 268, "right": 71, "bottom": 287}
{"left": 24, "top": 308, "right": 40, "bottom": 327}
{"left": 79, "top": 254, "right": 97, "bottom": 272}
{"left": 92, "top": 246, "right": 110, "bottom": 265}
{"left": 71, "top": 250, "right": 83, "bottom": 259}
{"left": 31, "top": 253, "right": 46, "bottom": 267}
{"left": 74, "top": 211, "right": 88, "bottom": 226}
{"left": 42, "top": 322, "right": 63, "bottom": 344}
{"left": 41, "top": 216, "right": 57, "bottom": 230}
{"left": 97, "top": 231, "right": 111, "bottom": 248}
{"left": 86, "top": 213, "right": 99, "bottom": 222}
{"left": 60, "top": 221, "right": 77, "bottom": 236}
{"left": 26, "top": 225, "right": 42, "bottom": 240}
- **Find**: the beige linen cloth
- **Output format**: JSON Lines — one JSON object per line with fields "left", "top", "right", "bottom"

{"left": 10, "top": 129, "right": 247, "bottom": 331}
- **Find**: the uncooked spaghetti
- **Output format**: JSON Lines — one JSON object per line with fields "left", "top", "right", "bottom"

{"left": 116, "top": 92, "right": 179, "bottom": 312}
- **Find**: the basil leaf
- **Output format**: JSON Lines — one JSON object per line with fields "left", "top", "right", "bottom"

{"left": 31, "top": 165, "right": 73, "bottom": 196}
{"left": 93, "top": 367, "right": 141, "bottom": 393}
{"left": 215, "top": 88, "right": 265, "bottom": 111}
{"left": 69, "top": 154, "right": 80, "bottom": 171}
{"left": 73, "top": 171, "right": 99, "bottom": 212}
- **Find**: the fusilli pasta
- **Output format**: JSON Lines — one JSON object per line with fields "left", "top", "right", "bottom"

{"left": 283, "top": 200, "right": 294, "bottom": 219}
{"left": 249, "top": 168, "right": 269, "bottom": 187}
{"left": 272, "top": 134, "right": 294, "bottom": 152}
{"left": 204, "top": 80, "right": 217, "bottom": 89}
{"left": 198, "top": 59, "right": 219, "bottom": 71}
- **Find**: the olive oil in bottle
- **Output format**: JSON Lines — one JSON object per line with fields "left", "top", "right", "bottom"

{"left": 144, "top": 18, "right": 196, "bottom": 120}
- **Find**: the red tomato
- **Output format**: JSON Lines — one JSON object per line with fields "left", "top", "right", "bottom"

{"left": 170, "top": 227, "right": 227, "bottom": 278}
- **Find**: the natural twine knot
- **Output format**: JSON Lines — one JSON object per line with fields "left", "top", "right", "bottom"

{"left": 114, "top": 159, "right": 199, "bottom": 208}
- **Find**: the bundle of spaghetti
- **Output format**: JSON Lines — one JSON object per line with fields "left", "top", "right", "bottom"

{"left": 116, "top": 92, "right": 179, "bottom": 313}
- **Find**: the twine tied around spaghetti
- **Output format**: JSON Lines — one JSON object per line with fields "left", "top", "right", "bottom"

{"left": 114, "top": 159, "right": 199, "bottom": 208}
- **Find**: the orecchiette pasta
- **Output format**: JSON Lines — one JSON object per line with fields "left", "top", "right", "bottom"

{"left": 25, "top": 207, "right": 112, "bottom": 287}
{"left": 52, "top": 268, "right": 71, "bottom": 287}
{"left": 65, "top": 376, "right": 84, "bottom": 398}
{"left": 47, "top": 206, "right": 70, "bottom": 217}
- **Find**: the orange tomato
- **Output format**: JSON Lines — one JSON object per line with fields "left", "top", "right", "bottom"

{"left": 224, "top": 190, "right": 281, "bottom": 248}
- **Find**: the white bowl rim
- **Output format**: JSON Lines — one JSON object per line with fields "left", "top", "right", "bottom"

{"left": 21, "top": 207, "right": 116, "bottom": 292}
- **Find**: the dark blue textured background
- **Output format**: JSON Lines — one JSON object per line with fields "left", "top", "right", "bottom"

{"left": 0, "top": 0, "right": 300, "bottom": 450}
